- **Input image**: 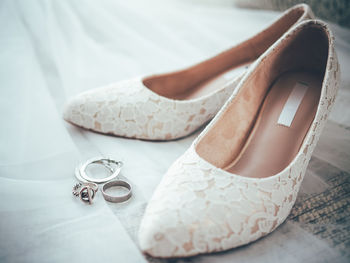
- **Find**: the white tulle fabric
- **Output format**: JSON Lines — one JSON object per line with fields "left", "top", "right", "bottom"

{"left": 138, "top": 21, "right": 340, "bottom": 258}
{"left": 63, "top": 76, "right": 241, "bottom": 140}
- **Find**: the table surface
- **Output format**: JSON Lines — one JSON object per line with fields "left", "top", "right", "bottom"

{"left": 1, "top": 0, "right": 349, "bottom": 262}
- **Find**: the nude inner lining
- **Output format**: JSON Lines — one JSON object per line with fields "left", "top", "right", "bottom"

{"left": 173, "top": 64, "right": 249, "bottom": 100}
{"left": 224, "top": 71, "right": 321, "bottom": 178}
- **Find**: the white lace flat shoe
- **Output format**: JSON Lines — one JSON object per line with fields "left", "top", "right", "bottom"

{"left": 138, "top": 20, "right": 340, "bottom": 257}
{"left": 63, "top": 4, "right": 313, "bottom": 140}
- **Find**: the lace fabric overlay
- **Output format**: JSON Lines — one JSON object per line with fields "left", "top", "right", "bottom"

{"left": 63, "top": 76, "right": 242, "bottom": 140}
{"left": 63, "top": 4, "right": 313, "bottom": 142}
{"left": 138, "top": 21, "right": 340, "bottom": 258}
{"left": 139, "top": 146, "right": 306, "bottom": 257}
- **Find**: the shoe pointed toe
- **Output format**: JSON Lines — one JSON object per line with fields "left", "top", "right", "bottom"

{"left": 138, "top": 145, "right": 311, "bottom": 257}
{"left": 63, "top": 80, "right": 141, "bottom": 135}
{"left": 63, "top": 88, "right": 107, "bottom": 131}
{"left": 138, "top": 210, "right": 190, "bottom": 258}
{"left": 63, "top": 93, "right": 88, "bottom": 126}
{"left": 138, "top": 152, "right": 248, "bottom": 257}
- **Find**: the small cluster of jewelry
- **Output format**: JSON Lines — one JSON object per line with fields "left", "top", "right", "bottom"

{"left": 72, "top": 157, "right": 132, "bottom": 204}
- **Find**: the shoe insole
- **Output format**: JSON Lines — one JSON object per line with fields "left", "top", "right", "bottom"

{"left": 225, "top": 71, "right": 321, "bottom": 178}
{"left": 173, "top": 64, "right": 249, "bottom": 100}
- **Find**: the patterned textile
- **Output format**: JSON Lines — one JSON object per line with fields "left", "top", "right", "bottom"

{"left": 234, "top": 0, "right": 350, "bottom": 28}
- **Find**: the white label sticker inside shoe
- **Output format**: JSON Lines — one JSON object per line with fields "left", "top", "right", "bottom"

{"left": 278, "top": 82, "right": 309, "bottom": 127}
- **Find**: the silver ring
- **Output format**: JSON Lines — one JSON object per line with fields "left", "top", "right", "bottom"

{"left": 72, "top": 182, "right": 98, "bottom": 204}
{"left": 75, "top": 166, "right": 87, "bottom": 182}
{"left": 102, "top": 180, "right": 132, "bottom": 203}
{"left": 79, "top": 157, "right": 123, "bottom": 184}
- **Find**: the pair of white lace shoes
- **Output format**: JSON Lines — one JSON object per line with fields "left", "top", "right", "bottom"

{"left": 63, "top": 4, "right": 340, "bottom": 258}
